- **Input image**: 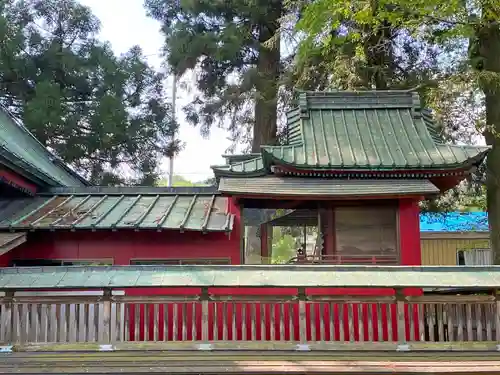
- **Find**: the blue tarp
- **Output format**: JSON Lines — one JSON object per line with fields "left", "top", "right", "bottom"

{"left": 420, "top": 212, "right": 488, "bottom": 232}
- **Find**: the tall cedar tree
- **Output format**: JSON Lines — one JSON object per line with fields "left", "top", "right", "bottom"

{"left": 0, "top": 0, "right": 179, "bottom": 185}
{"left": 145, "top": 0, "right": 282, "bottom": 152}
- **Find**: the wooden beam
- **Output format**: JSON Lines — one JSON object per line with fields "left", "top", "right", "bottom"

{"left": 0, "top": 232, "right": 26, "bottom": 256}
{"left": 3, "top": 350, "right": 500, "bottom": 374}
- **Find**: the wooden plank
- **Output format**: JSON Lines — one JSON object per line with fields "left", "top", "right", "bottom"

{"left": 111, "top": 302, "right": 118, "bottom": 342}
{"left": 48, "top": 304, "right": 57, "bottom": 342}
{"left": 191, "top": 302, "right": 197, "bottom": 342}
{"left": 251, "top": 303, "right": 257, "bottom": 341}
{"left": 242, "top": 302, "right": 247, "bottom": 341}
{"left": 172, "top": 303, "right": 178, "bottom": 342}
{"left": 4, "top": 351, "right": 500, "bottom": 374}
{"left": 88, "top": 303, "right": 96, "bottom": 342}
{"left": 68, "top": 303, "right": 77, "bottom": 343}
{"left": 78, "top": 303, "right": 86, "bottom": 342}
{"left": 338, "top": 303, "right": 344, "bottom": 341}
{"left": 231, "top": 301, "right": 236, "bottom": 341}
{"left": 376, "top": 303, "right": 382, "bottom": 342}
{"left": 59, "top": 304, "right": 67, "bottom": 343}
{"left": 40, "top": 304, "right": 48, "bottom": 343}
{"left": 298, "top": 297, "right": 306, "bottom": 344}
{"left": 11, "top": 340, "right": 500, "bottom": 352}
{"left": 134, "top": 304, "right": 140, "bottom": 342}
{"left": 309, "top": 303, "right": 315, "bottom": 342}
{"left": 466, "top": 303, "right": 473, "bottom": 341}
{"left": 347, "top": 303, "right": 354, "bottom": 342}
{"left": 476, "top": 304, "right": 483, "bottom": 341}
{"left": 5, "top": 358, "right": 500, "bottom": 374}
{"left": 447, "top": 304, "right": 454, "bottom": 342}
{"left": 181, "top": 303, "right": 187, "bottom": 341}
{"left": 162, "top": 303, "right": 168, "bottom": 342}
{"left": 457, "top": 303, "right": 464, "bottom": 342}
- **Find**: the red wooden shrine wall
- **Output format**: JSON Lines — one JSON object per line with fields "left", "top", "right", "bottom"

{"left": 0, "top": 197, "right": 422, "bottom": 342}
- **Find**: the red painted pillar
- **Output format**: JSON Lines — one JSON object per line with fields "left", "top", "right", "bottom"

{"left": 398, "top": 198, "right": 421, "bottom": 266}
{"left": 398, "top": 198, "right": 422, "bottom": 341}
{"left": 320, "top": 208, "right": 335, "bottom": 259}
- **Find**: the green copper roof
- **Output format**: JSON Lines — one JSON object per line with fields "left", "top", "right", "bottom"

{"left": 213, "top": 157, "right": 265, "bottom": 177}
{"left": 0, "top": 191, "right": 233, "bottom": 232}
{"left": 219, "top": 177, "right": 439, "bottom": 197}
{"left": 213, "top": 91, "right": 490, "bottom": 177}
{"left": 1, "top": 265, "right": 500, "bottom": 289}
{"left": 0, "top": 106, "right": 87, "bottom": 187}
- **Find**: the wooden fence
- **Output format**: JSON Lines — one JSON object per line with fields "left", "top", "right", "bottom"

{"left": 1, "top": 289, "right": 499, "bottom": 350}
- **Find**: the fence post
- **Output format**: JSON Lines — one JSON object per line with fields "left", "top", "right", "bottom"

{"left": 396, "top": 289, "right": 409, "bottom": 351}
{"left": 99, "top": 288, "right": 113, "bottom": 351}
{"left": 199, "top": 287, "right": 211, "bottom": 350}
{"left": 297, "top": 287, "right": 309, "bottom": 351}
{"left": 0, "top": 291, "right": 14, "bottom": 348}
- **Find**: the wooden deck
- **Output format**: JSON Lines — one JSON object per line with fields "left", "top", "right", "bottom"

{"left": 2, "top": 349, "right": 500, "bottom": 374}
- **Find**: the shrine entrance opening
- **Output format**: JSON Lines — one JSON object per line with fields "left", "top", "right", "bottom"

{"left": 241, "top": 199, "right": 400, "bottom": 266}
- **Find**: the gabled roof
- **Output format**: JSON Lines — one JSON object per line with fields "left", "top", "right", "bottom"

{"left": 0, "top": 106, "right": 88, "bottom": 187}
{"left": 0, "top": 187, "right": 233, "bottom": 233}
{"left": 213, "top": 91, "right": 489, "bottom": 177}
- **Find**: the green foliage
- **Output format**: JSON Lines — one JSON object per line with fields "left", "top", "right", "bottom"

{"left": 289, "top": 0, "right": 499, "bottom": 214}
{"left": 145, "top": 0, "right": 283, "bottom": 150}
{"left": 157, "top": 175, "right": 214, "bottom": 187}
{"left": 271, "top": 229, "right": 296, "bottom": 264}
{"left": 0, "top": 0, "right": 179, "bottom": 185}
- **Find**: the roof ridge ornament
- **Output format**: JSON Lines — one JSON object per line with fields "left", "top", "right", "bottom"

{"left": 411, "top": 92, "right": 422, "bottom": 119}
{"left": 298, "top": 92, "right": 309, "bottom": 119}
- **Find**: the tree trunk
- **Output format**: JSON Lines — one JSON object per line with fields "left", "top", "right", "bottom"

{"left": 246, "top": 2, "right": 282, "bottom": 265}
{"left": 363, "top": 0, "right": 394, "bottom": 90}
{"left": 252, "top": 0, "right": 281, "bottom": 152}
{"left": 478, "top": 2, "right": 500, "bottom": 264}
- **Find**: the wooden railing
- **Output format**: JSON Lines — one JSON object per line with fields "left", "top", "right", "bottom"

{"left": 1, "top": 289, "right": 499, "bottom": 350}
{"left": 287, "top": 254, "right": 399, "bottom": 265}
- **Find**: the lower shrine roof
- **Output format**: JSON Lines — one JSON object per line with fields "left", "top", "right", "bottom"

{"left": 218, "top": 177, "right": 439, "bottom": 197}
{"left": 0, "top": 189, "right": 233, "bottom": 232}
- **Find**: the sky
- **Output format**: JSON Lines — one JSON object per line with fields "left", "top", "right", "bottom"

{"left": 79, "top": 0, "right": 232, "bottom": 182}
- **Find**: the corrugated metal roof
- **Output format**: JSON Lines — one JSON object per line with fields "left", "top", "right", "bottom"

{"left": 420, "top": 212, "right": 488, "bottom": 232}
{"left": 0, "top": 194, "right": 233, "bottom": 232}
{"left": 213, "top": 91, "right": 490, "bottom": 177}
{"left": 1, "top": 265, "right": 500, "bottom": 289}
{"left": 219, "top": 177, "right": 439, "bottom": 197}
{"left": 0, "top": 106, "right": 87, "bottom": 187}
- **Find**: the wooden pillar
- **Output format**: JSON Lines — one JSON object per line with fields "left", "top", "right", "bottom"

{"left": 320, "top": 207, "right": 336, "bottom": 258}
{"left": 260, "top": 223, "right": 272, "bottom": 264}
{"left": 398, "top": 198, "right": 422, "bottom": 299}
